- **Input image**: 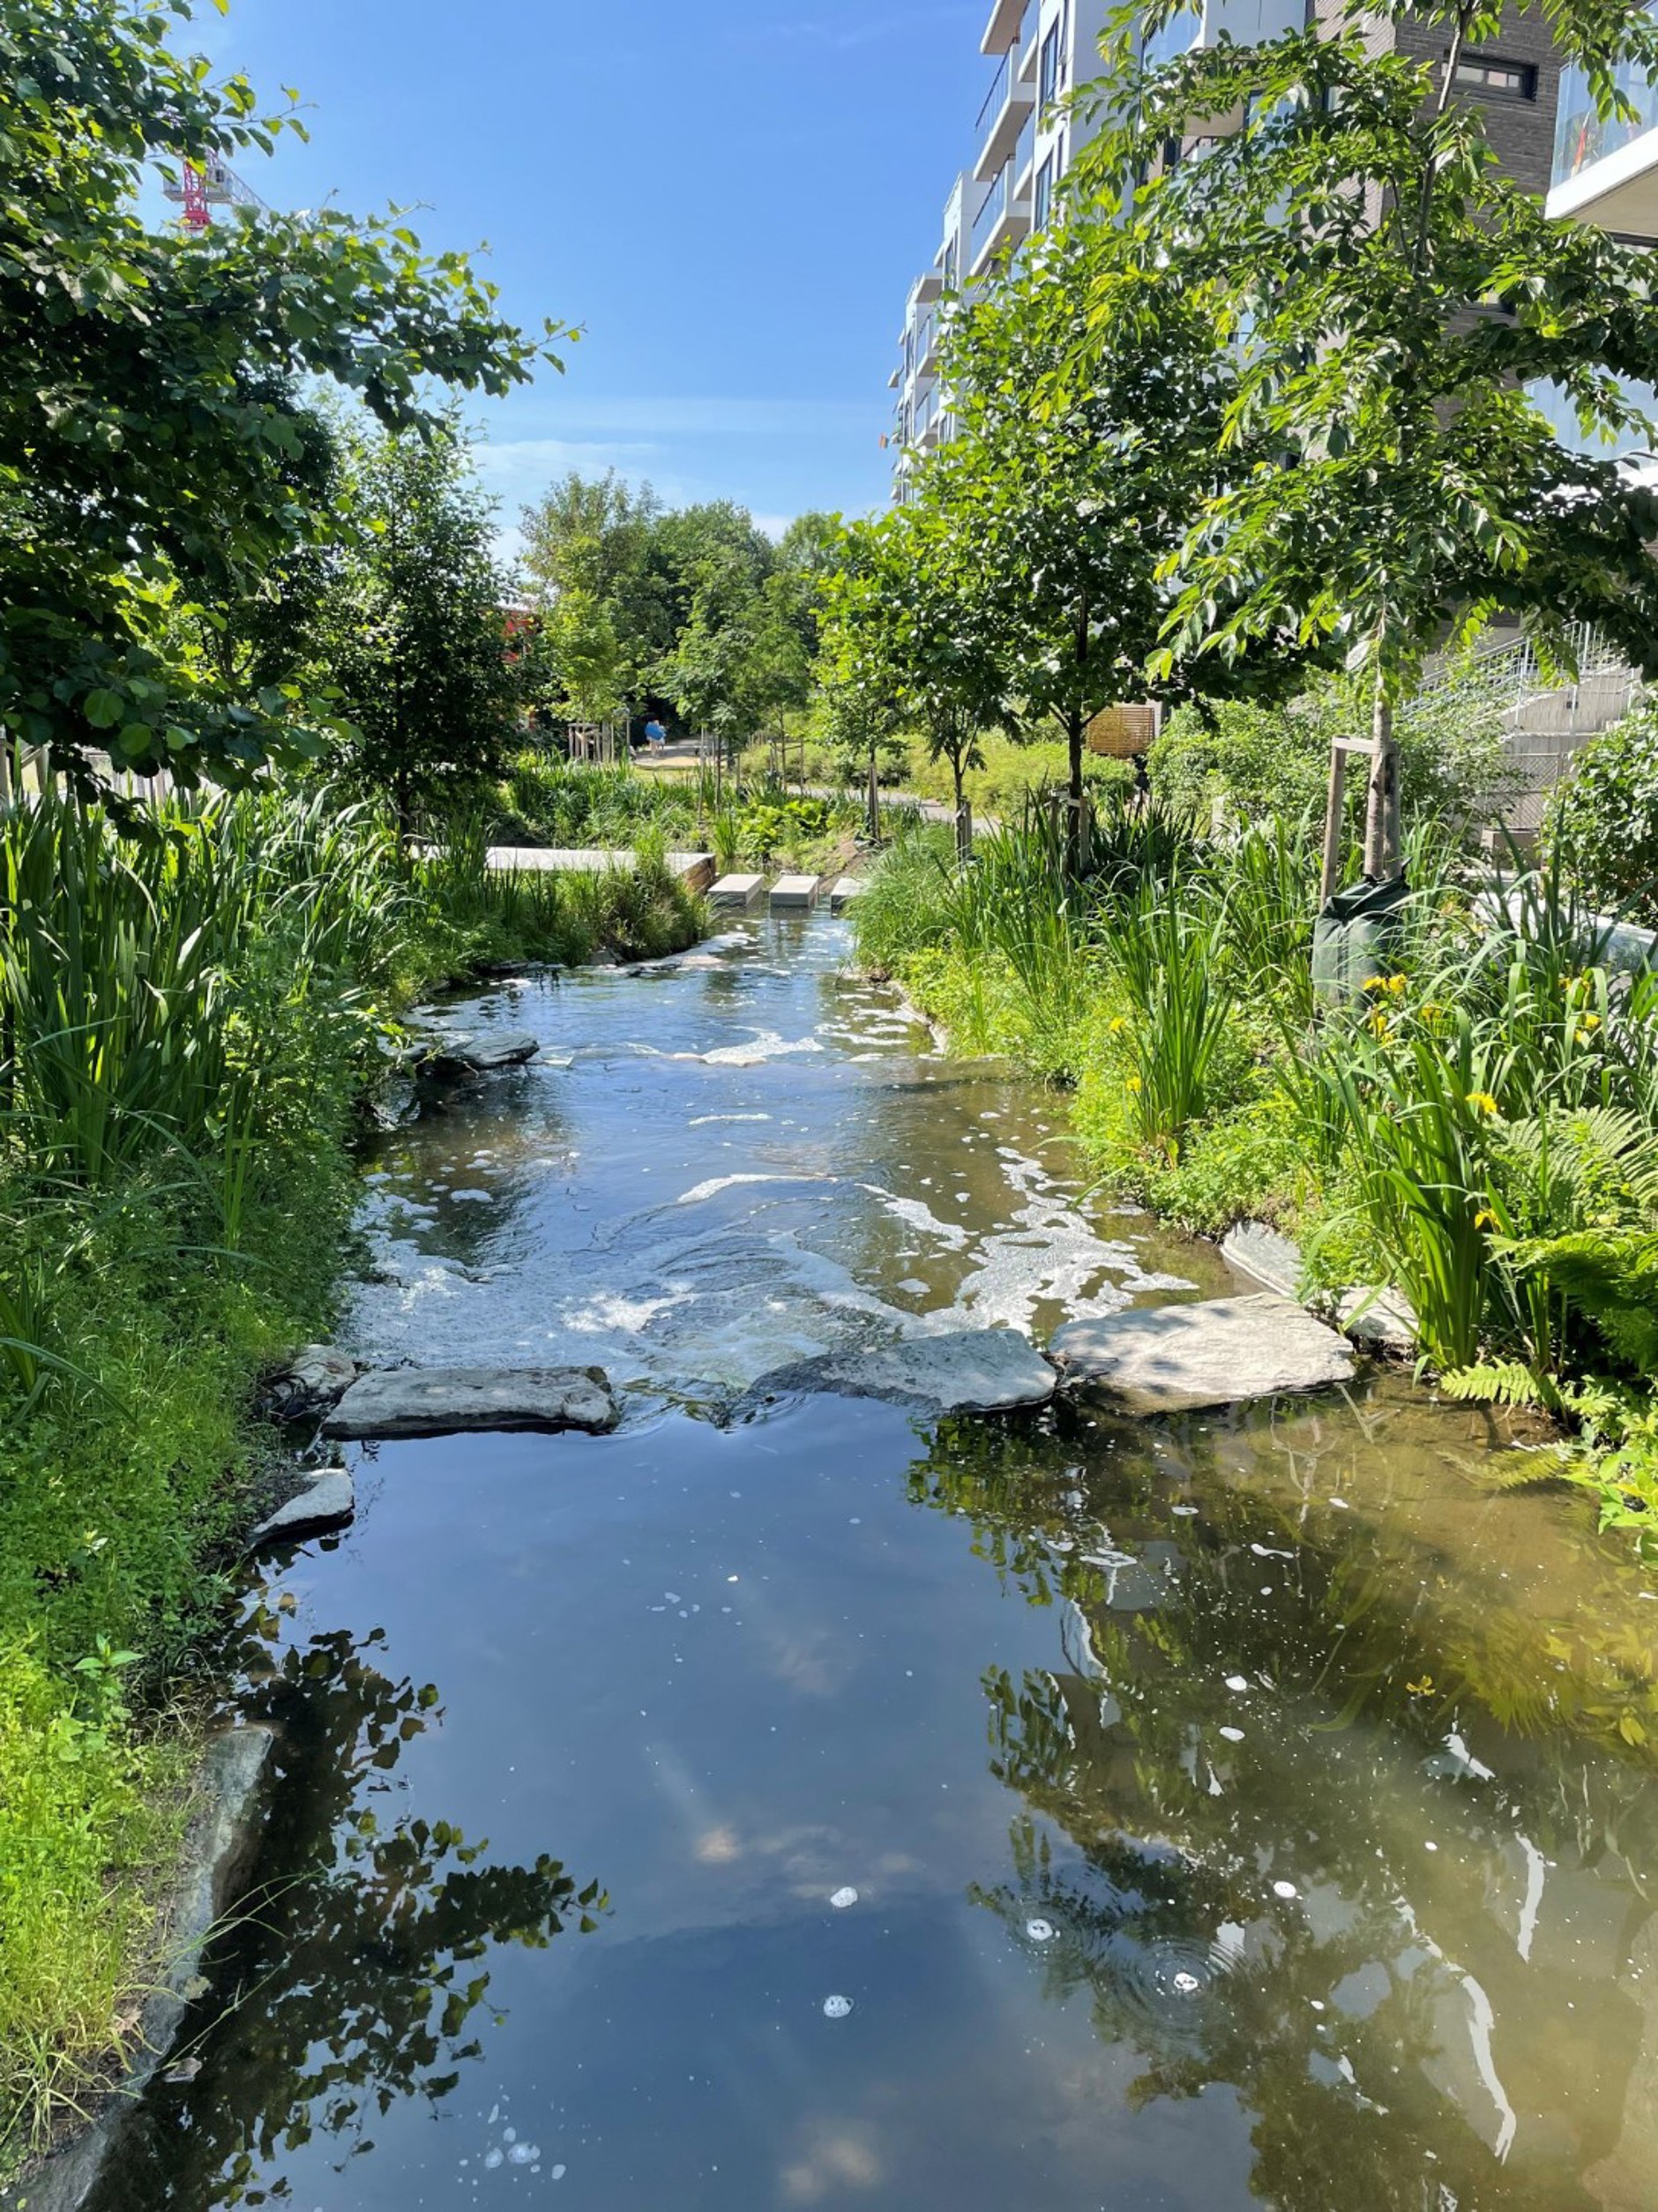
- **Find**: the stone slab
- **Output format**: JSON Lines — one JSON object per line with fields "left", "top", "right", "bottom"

{"left": 424, "top": 1029, "right": 539, "bottom": 1077}
{"left": 1049, "top": 1294, "right": 1356, "bottom": 1416}
{"left": 830, "top": 877, "right": 865, "bottom": 914}
{"left": 251, "top": 1472, "right": 356, "bottom": 1548}
{"left": 1223, "top": 1222, "right": 1417, "bottom": 1356}
{"left": 323, "top": 1365, "right": 619, "bottom": 1440}
{"left": 710, "top": 873, "right": 766, "bottom": 909}
{"left": 738, "top": 1328, "right": 1057, "bottom": 1420}
{"left": 770, "top": 874, "right": 822, "bottom": 911}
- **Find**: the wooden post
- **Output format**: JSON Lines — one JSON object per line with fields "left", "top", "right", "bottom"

{"left": 1318, "top": 740, "right": 1348, "bottom": 908}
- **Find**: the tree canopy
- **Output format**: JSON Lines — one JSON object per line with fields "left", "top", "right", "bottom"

{"left": 1066, "top": 0, "right": 1658, "bottom": 876}
{"left": 518, "top": 469, "right": 837, "bottom": 746}
{"left": 1, "top": 0, "right": 564, "bottom": 791}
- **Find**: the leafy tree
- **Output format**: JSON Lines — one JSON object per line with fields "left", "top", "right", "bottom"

{"left": 922, "top": 222, "right": 1240, "bottom": 854}
{"left": 1071, "top": 0, "right": 1658, "bottom": 883}
{"left": 824, "top": 511, "right": 1012, "bottom": 851}
{"left": 0, "top": 0, "right": 564, "bottom": 794}
{"left": 317, "top": 422, "right": 521, "bottom": 838}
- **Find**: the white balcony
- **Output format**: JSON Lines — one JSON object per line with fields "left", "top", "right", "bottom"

{"left": 968, "top": 161, "right": 1033, "bottom": 275}
{"left": 1548, "top": 123, "right": 1658, "bottom": 241}
{"left": 981, "top": 0, "right": 1025, "bottom": 55}
{"left": 975, "top": 44, "right": 1036, "bottom": 182}
{"left": 907, "top": 268, "right": 944, "bottom": 312}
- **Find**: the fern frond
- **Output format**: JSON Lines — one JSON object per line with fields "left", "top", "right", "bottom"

{"left": 1440, "top": 1360, "right": 1548, "bottom": 1407}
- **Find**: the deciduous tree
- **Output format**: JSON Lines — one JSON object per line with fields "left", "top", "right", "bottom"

{"left": 0, "top": 0, "right": 564, "bottom": 791}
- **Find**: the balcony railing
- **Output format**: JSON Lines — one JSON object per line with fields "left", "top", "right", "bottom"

{"left": 1555, "top": 55, "right": 1658, "bottom": 182}
{"left": 977, "top": 49, "right": 1012, "bottom": 134}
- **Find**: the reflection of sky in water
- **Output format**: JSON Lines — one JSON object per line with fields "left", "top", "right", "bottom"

{"left": 94, "top": 1387, "right": 1658, "bottom": 2212}
{"left": 81, "top": 921, "right": 1658, "bottom": 2212}
{"left": 343, "top": 918, "right": 1222, "bottom": 1399}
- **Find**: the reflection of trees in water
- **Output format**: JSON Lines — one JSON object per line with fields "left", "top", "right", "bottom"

{"left": 912, "top": 1413, "right": 1658, "bottom": 2209}
{"left": 95, "top": 1610, "right": 607, "bottom": 2209}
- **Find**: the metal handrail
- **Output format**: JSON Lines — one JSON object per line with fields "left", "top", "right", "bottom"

{"left": 977, "top": 51, "right": 1011, "bottom": 134}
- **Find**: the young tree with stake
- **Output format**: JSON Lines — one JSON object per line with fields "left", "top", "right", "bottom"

{"left": 1069, "top": 0, "right": 1658, "bottom": 891}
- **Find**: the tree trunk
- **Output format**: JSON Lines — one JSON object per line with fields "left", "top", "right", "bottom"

{"left": 1066, "top": 704, "right": 1086, "bottom": 874}
{"left": 1363, "top": 677, "right": 1400, "bottom": 882}
{"left": 952, "top": 748, "right": 973, "bottom": 861}
{"left": 866, "top": 746, "right": 880, "bottom": 845}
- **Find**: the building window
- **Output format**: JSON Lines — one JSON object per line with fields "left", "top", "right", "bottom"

{"left": 1041, "top": 23, "right": 1060, "bottom": 106}
{"left": 1454, "top": 56, "right": 1538, "bottom": 100}
{"left": 1034, "top": 153, "right": 1055, "bottom": 230}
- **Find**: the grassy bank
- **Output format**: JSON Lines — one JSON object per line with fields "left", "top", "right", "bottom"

{"left": 492, "top": 753, "right": 864, "bottom": 878}
{"left": 0, "top": 781, "right": 705, "bottom": 2177}
{"left": 856, "top": 804, "right": 1658, "bottom": 1550}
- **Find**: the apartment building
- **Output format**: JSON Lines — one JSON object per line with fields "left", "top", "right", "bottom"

{"left": 890, "top": 1, "right": 1598, "bottom": 496}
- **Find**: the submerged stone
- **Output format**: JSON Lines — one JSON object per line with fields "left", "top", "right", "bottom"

{"left": 1049, "top": 1295, "right": 1356, "bottom": 1416}
{"left": 323, "top": 1365, "right": 620, "bottom": 1440}
{"left": 250, "top": 1471, "right": 356, "bottom": 1549}
{"left": 738, "top": 1328, "right": 1057, "bottom": 1419}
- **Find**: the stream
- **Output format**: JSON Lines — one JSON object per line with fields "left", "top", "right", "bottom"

{"left": 93, "top": 917, "right": 1658, "bottom": 2210}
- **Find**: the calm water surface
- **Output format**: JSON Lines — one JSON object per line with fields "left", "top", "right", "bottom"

{"left": 93, "top": 920, "right": 1658, "bottom": 2211}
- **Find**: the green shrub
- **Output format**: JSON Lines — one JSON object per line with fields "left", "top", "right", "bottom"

{"left": 1543, "top": 700, "right": 1658, "bottom": 924}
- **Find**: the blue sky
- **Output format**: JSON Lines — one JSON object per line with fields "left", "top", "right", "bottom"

{"left": 189, "top": 0, "right": 990, "bottom": 542}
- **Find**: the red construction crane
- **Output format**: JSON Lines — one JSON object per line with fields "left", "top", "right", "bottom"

{"left": 162, "top": 153, "right": 265, "bottom": 229}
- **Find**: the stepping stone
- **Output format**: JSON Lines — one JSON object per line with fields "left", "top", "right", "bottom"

{"left": 770, "top": 874, "right": 821, "bottom": 911}
{"left": 709, "top": 873, "right": 765, "bottom": 909}
{"left": 424, "top": 1030, "right": 540, "bottom": 1077}
{"left": 830, "top": 878, "right": 865, "bottom": 914}
{"left": 251, "top": 1472, "right": 356, "bottom": 1548}
{"left": 739, "top": 1328, "right": 1057, "bottom": 1419}
{"left": 324, "top": 1366, "right": 620, "bottom": 1440}
{"left": 1049, "top": 1295, "right": 1356, "bottom": 1416}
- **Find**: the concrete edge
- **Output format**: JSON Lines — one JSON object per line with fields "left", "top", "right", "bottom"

{"left": 1, "top": 1726, "right": 275, "bottom": 2212}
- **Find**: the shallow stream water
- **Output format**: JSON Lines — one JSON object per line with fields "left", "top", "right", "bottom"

{"left": 92, "top": 919, "right": 1658, "bottom": 2210}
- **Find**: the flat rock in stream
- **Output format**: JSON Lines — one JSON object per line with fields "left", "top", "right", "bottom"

{"left": 323, "top": 1365, "right": 619, "bottom": 1440}
{"left": 738, "top": 1329, "right": 1057, "bottom": 1419}
{"left": 1049, "top": 1295, "right": 1356, "bottom": 1415}
{"left": 250, "top": 1472, "right": 356, "bottom": 1548}
{"left": 425, "top": 1030, "right": 540, "bottom": 1077}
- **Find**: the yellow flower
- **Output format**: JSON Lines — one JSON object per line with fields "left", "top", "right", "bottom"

{"left": 1108, "top": 1015, "right": 1129, "bottom": 1036}
{"left": 1362, "top": 975, "right": 1390, "bottom": 995}
{"left": 1406, "top": 1675, "right": 1435, "bottom": 1697}
{"left": 1466, "top": 1091, "right": 1499, "bottom": 1117}
{"left": 1475, "top": 1209, "right": 1497, "bottom": 1230}
{"left": 1124, "top": 1074, "right": 1143, "bottom": 1095}
{"left": 1368, "top": 1013, "right": 1392, "bottom": 1040}
{"left": 1385, "top": 974, "right": 1408, "bottom": 997}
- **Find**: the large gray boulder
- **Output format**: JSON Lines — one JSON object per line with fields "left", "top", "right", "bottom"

{"left": 1049, "top": 1294, "right": 1356, "bottom": 1415}
{"left": 323, "top": 1365, "right": 619, "bottom": 1440}
{"left": 739, "top": 1328, "right": 1057, "bottom": 1420}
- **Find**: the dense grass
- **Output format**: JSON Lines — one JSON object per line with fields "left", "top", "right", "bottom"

{"left": 855, "top": 798, "right": 1658, "bottom": 1550}
{"left": 494, "top": 753, "right": 863, "bottom": 876}
{"left": 0, "top": 778, "right": 706, "bottom": 2176}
